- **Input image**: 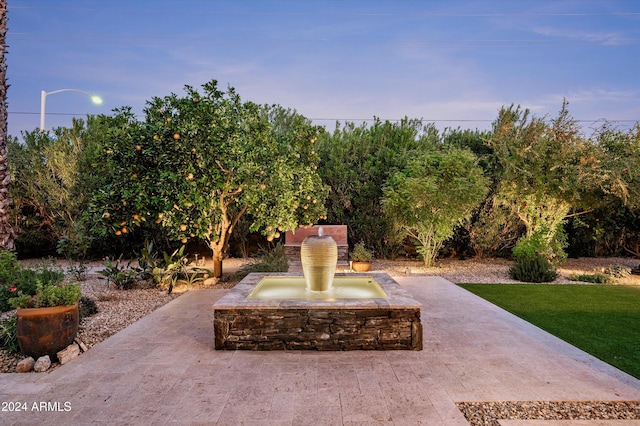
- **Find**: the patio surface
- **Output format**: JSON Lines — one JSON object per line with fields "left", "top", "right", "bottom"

{"left": 1, "top": 276, "right": 639, "bottom": 425}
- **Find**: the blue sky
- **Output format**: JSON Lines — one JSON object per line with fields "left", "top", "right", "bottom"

{"left": 6, "top": 0, "right": 640, "bottom": 136}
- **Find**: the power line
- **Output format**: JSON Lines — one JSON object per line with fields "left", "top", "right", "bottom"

{"left": 8, "top": 35, "right": 637, "bottom": 49}
{"left": 8, "top": 6, "right": 640, "bottom": 17}
{"left": 9, "top": 111, "right": 638, "bottom": 123}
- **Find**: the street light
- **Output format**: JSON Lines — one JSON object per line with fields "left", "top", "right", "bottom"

{"left": 40, "top": 89, "right": 103, "bottom": 131}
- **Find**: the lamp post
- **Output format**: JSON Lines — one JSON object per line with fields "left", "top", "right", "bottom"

{"left": 40, "top": 89, "right": 102, "bottom": 131}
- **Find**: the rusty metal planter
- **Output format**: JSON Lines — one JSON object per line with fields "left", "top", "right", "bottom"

{"left": 16, "top": 303, "right": 79, "bottom": 359}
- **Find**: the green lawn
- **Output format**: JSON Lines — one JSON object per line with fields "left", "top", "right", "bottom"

{"left": 458, "top": 284, "right": 640, "bottom": 379}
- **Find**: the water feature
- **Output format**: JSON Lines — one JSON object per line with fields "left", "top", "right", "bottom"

{"left": 300, "top": 226, "right": 338, "bottom": 291}
{"left": 247, "top": 275, "right": 387, "bottom": 300}
{"left": 212, "top": 227, "right": 423, "bottom": 350}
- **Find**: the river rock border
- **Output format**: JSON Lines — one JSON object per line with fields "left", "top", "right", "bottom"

{"left": 456, "top": 400, "right": 640, "bottom": 426}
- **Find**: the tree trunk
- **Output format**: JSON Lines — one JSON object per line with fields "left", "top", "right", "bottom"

{"left": 210, "top": 239, "right": 225, "bottom": 278}
{"left": 0, "top": 1, "right": 14, "bottom": 251}
{"left": 212, "top": 252, "right": 223, "bottom": 278}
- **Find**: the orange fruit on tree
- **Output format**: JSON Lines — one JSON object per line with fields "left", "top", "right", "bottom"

{"left": 173, "top": 133, "right": 180, "bottom": 140}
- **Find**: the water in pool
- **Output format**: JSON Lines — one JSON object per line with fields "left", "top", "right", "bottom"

{"left": 247, "top": 276, "right": 388, "bottom": 300}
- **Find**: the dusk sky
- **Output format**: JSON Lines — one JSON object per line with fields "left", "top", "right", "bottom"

{"left": 6, "top": 0, "right": 640, "bottom": 136}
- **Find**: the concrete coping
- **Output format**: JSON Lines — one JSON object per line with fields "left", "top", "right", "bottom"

{"left": 212, "top": 272, "right": 422, "bottom": 310}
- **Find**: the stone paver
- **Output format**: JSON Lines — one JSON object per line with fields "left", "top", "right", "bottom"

{"left": 0, "top": 276, "right": 638, "bottom": 425}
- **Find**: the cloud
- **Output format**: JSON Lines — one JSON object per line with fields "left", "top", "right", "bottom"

{"left": 531, "top": 26, "right": 629, "bottom": 46}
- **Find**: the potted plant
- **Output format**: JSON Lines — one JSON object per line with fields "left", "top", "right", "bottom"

{"left": 9, "top": 276, "right": 81, "bottom": 360}
{"left": 350, "top": 242, "right": 373, "bottom": 272}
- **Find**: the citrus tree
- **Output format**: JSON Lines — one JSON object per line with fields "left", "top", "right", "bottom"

{"left": 382, "top": 147, "right": 488, "bottom": 266}
{"left": 91, "top": 80, "right": 327, "bottom": 277}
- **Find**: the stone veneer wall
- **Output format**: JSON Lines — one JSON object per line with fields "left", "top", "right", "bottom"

{"left": 214, "top": 307, "right": 422, "bottom": 350}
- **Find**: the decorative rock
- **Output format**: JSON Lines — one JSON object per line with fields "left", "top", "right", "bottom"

{"left": 74, "top": 337, "right": 88, "bottom": 352}
{"left": 57, "top": 343, "right": 80, "bottom": 365}
{"left": 16, "top": 356, "right": 35, "bottom": 373}
{"left": 203, "top": 277, "right": 218, "bottom": 286}
{"left": 33, "top": 355, "right": 51, "bottom": 372}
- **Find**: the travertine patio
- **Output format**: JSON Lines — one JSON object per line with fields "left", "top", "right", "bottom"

{"left": 1, "top": 276, "right": 638, "bottom": 425}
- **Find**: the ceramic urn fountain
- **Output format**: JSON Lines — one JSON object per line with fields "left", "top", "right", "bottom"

{"left": 300, "top": 227, "right": 338, "bottom": 292}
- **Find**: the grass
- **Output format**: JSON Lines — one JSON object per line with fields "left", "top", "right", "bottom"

{"left": 458, "top": 283, "right": 640, "bottom": 379}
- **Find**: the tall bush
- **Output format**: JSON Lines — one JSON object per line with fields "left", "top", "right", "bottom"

{"left": 8, "top": 118, "right": 111, "bottom": 257}
{"left": 382, "top": 146, "right": 488, "bottom": 266}
{"left": 316, "top": 118, "right": 439, "bottom": 257}
{"left": 488, "top": 103, "right": 602, "bottom": 260}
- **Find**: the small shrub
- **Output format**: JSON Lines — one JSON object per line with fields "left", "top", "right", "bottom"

{"left": 79, "top": 296, "right": 99, "bottom": 319}
{"left": 97, "top": 257, "right": 137, "bottom": 290}
{"left": 57, "top": 225, "right": 92, "bottom": 281}
{"left": 234, "top": 243, "right": 289, "bottom": 280}
{"left": 604, "top": 264, "right": 632, "bottom": 279}
{"left": 350, "top": 242, "right": 373, "bottom": 262}
{"left": 0, "top": 316, "right": 18, "bottom": 353}
{"left": 509, "top": 255, "right": 558, "bottom": 283}
{"left": 569, "top": 273, "right": 613, "bottom": 285}
{"left": 1, "top": 255, "right": 65, "bottom": 312}
{"left": 9, "top": 281, "right": 82, "bottom": 309}
{"left": 0, "top": 251, "right": 21, "bottom": 283}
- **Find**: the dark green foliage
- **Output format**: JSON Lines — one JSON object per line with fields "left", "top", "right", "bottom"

{"left": 97, "top": 256, "right": 138, "bottom": 290}
{"left": 233, "top": 243, "right": 289, "bottom": 280}
{"left": 0, "top": 316, "right": 18, "bottom": 353}
{"left": 8, "top": 120, "right": 103, "bottom": 257}
{"left": 0, "top": 253, "right": 65, "bottom": 312}
{"left": 509, "top": 255, "right": 558, "bottom": 282}
{"left": 316, "top": 118, "right": 439, "bottom": 258}
{"left": 0, "top": 250, "right": 20, "bottom": 283}
{"left": 9, "top": 281, "right": 81, "bottom": 309}
{"left": 79, "top": 296, "right": 99, "bottom": 319}
{"left": 382, "top": 146, "right": 488, "bottom": 266}
{"left": 459, "top": 284, "right": 640, "bottom": 379}
{"left": 350, "top": 242, "right": 372, "bottom": 262}
{"left": 569, "top": 273, "right": 613, "bottom": 285}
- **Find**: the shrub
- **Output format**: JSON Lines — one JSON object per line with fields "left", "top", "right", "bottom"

{"left": 569, "top": 273, "right": 613, "bottom": 285}
{"left": 234, "top": 243, "right": 289, "bottom": 280}
{"left": 9, "top": 281, "right": 82, "bottom": 309}
{"left": 604, "top": 264, "right": 632, "bottom": 279}
{"left": 350, "top": 242, "right": 373, "bottom": 262}
{"left": 0, "top": 254, "right": 65, "bottom": 312}
{"left": 0, "top": 316, "right": 18, "bottom": 353}
{"left": 97, "top": 257, "right": 138, "bottom": 290}
{"left": 79, "top": 296, "right": 99, "bottom": 319}
{"left": 509, "top": 255, "right": 558, "bottom": 283}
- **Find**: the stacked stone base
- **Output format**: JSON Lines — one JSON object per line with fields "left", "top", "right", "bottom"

{"left": 214, "top": 307, "right": 422, "bottom": 350}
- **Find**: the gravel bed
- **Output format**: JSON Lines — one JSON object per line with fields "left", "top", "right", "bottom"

{"left": 1, "top": 257, "right": 250, "bottom": 373}
{"left": 457, "top": 400, "right": 640, "bottom": 425}
{"left": 374, "top": 256, "right": 640, "bottom": 285}
{"left": 0, "top": 276, "right": 181, "bottom": 373}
